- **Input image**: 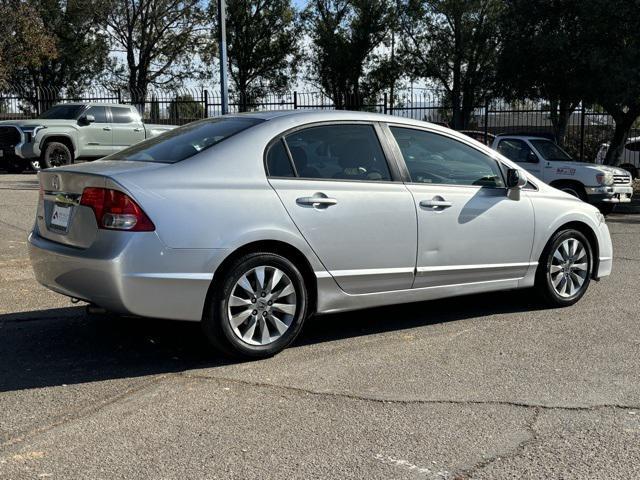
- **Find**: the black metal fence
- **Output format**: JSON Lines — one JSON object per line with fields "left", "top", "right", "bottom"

{"left": 1, "top": 86, "right": 636, "bottom": 165}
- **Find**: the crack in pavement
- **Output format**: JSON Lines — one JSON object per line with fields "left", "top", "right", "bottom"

{"left": 182, "top": 372, "right": 640, "bottom": 413}
{"left": 0, "top": 374, "right": 169, "bottom": 452}
{"left": 454, "top": 407, "right": 541, "bottom": 479}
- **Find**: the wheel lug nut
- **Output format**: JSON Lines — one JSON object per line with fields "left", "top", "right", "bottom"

{"left": 252, "top": 310, "right": 257, "bottom": 315}
{"left": 261, "top": 292, "right": 266, "bottom": 297}
{"left": 262, "top": 311, "right": 267, "bottom": 316}
{"left": 267, "top": 301, "right": 272, "bottom": 306}
{"left": 251, "top": 298, "right": 256, "bottom": 303}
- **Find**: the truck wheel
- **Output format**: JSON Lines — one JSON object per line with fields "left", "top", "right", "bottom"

{"left": 42, "top": 142, "right": 73, "bottom": 169}
{"left": 556, "top": 183, "right": 587, "bottom": 201}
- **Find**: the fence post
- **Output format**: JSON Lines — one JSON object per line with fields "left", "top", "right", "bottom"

{"left": 34, "top": 88, "right": 40, "bottom": 116}
{"left": 204, "top": 89, "right": 209, "bottom": 118}
{"left": 383, "top": 93, "right": 388, "bottom": 115}
{"left": 293, "top": 91, "right": 297, "bottom": 110}
{"left": 579, "top": 103, "right": 586, "bottom": 162}
{"left": 483, "top": 99, "right": 490, "bottom": 145}
{"left": 116, "top": 88, "right": 122, "bottom": 104}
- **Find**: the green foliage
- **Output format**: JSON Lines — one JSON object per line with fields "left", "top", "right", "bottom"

{"left": 303, "top": 0, "right": 393, "bottom": 109}
{"left": 4, "top": 0, "right": 109, "bottom": 97}
{"left": 168, "top": 94, "right": 205, "bottom": 124}
{"left": 105, "top": 0, "right": 208, "bottom": 104}
{"left": 398, "top": 0, "right": 503, "bottom": 129}
{"left": 580, "top": 0, "right": 640, "bottom": 164}
{"left": 497, "top": 0, "right": 590, "bottom": 145}
{"left": 210, "top": 0, "right": 300, "bottom": 112}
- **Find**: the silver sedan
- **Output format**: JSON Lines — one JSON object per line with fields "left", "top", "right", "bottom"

{"left": 28, "top": 111, "right": 613, "bottom": 358}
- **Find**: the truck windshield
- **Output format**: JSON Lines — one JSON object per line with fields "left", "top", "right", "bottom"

{"left": 39, "top": 105, "right": 86, "bottom": 120}
{"left": 108, "top": 117, "right": 264, "bottom": 163}
{"left": 530, "top": 139, "right": 573, "bottom": 162}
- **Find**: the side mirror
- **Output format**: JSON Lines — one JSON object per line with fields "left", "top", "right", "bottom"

{"left": 527, "top": 151, "right": 539, "bottom": 163}
{"left": 79, "top": 114, "right": 95, "bottom": 125}
{"left": 506, "top": 168, "right": 527, "bottom": 200}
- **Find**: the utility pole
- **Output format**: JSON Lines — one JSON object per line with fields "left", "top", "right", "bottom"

{"left": 217, "top": 0, "right": 229, "bottom": 114}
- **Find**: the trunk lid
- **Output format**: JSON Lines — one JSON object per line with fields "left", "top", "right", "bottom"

{"left": 36, "top": 161, "right": 166, "bottom": 248}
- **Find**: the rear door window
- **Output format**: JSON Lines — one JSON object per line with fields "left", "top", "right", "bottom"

{"left": 111, "top": 107, "right": 137, "bottom": 124}
{"left": 282, "top": 124, "right": 392, "bottom": 181}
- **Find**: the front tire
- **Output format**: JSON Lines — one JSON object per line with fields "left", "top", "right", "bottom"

{"left": 42, "top": 141, "right": 73, "bottom": 169}
{"left": 202, "top": 252, "right": 309, "bottom": 359}
{"left": 535, "top": 229, "right": 593, "bottom": 307}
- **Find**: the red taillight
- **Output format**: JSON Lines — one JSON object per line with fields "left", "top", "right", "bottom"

{"left": 80, "top": 187, "right": 155, "bottom": 231}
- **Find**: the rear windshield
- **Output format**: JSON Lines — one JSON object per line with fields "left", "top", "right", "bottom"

{"left": 109, "top": 117, "right": 264, "bottom": 163}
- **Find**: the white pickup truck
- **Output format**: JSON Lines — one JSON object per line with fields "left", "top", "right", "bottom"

{"left": 0, "top": 103, "right": 175, "bottom": 171}
{"left": 492, "top": 135, "right": 633, "bottom": 214}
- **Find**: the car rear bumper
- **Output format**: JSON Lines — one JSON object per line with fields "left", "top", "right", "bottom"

{"left": 585, "top": 185, "right": 633, "bottom": 203}
{"left": 28, "top": 228, "right": 228, "bottom": 321}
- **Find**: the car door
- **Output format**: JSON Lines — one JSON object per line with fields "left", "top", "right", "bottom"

{"left": 386, "top": 126, "right": 535, "bottom": 289}
{"left": 495, "top": 138, "right": 542, "bottom": 178}
{"left": 78, "top": 106, "right": 112, "bottom": 157}
{"left": 267, "top": 123, "right": 417, "bottom": 294}
{"left": 109, "top": 106, "right": 146, "bottom": 152}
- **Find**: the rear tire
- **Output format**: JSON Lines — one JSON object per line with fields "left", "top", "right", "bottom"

{"left": 202, "top": 252, "right": 309, "bottom": 359}
{"left": 535, "top": 229, "right": 593, "bottom": 307}
{"left": 42, "top": 141, "right": 73, "bottom": 169}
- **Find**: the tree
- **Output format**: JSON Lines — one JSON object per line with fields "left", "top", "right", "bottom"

{"left": 498, "top": 0, "right": 590, "bottom": 146}
{"left": 398, "top": 0, "right": 503, "bottom": 129}
{"left": 303, "top": 0, "right": 393, "bottom": 109}
{"left": 210, "top": 0, "right": 300, "bottom": 112}
{"left": 0, "top": 0, "right": 56, "bottom": 89}
{"left": 105, "top": 0, "right": 208, "bottom": 106}
{"left": 582, "top": 0, "right": 640, "bottom": 165}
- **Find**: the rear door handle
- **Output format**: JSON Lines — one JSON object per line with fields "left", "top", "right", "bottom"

{"left": 420, "top": 198, "right": 452, "bottom": 209}
{"left": 133, "top": 127, "right": 143, "bottom": 132}
{"left": 296, "top": 193, "right": 337, "bottom": 208}
{"left": 103, "top": 126, "right": 112, "bottom": 131}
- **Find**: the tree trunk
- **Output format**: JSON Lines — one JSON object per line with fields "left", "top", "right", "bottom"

{"left": 604, "top": 115, "right": 634, "bottom": 165}
{"left": 548, "top": 99, "right": 576, "bottom": 147}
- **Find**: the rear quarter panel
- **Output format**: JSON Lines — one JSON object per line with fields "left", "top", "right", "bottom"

{"left": 110, "top": 126, "right": 328, "bottom": 273}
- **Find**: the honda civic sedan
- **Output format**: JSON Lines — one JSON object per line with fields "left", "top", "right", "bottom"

{"left": 29, "top": 110, "right": 613, "bottom": 358}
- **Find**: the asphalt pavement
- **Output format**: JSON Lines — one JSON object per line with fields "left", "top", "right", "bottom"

{"left": 1, "top": 173, "right": 639, "bottom": 479}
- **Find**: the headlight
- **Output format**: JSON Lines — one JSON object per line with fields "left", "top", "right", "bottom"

{"left": 596, "top": 172, "right": 614, "bottom": 186}
{"left": 21, "top": 125, "right": 46, "bottom": 143}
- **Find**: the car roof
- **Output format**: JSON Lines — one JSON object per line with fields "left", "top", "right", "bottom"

{"left": 232, "top": 109, "right": 438, "bottom": 127}
{"left": 52, "top": 103, "right": 134, "bottom": 108}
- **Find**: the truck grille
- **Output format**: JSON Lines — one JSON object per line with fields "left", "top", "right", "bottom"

{"left": 613, "top": 174, "right": 631, "bottom": 185}
{"left": 0, "top": 126, "right": 21, "bottom": 147}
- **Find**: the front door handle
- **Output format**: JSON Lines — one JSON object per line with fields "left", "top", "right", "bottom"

{"left": 420, "top": 197, "right": 452, "bottom": 209}
{"left": 133, "top": 127, "right": 143, "bottom": 132}
{"left": 296, "top": 193, "right": 337, "bottom": 208}
{"left": 103, "top": 126, "right": 112, "bottom": 131}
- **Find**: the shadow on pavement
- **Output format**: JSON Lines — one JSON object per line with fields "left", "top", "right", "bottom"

{"left": 0, "top": 289, "right": 547, "bottom": 393}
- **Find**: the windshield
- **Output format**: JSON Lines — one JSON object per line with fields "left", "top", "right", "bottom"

{"left": 39, "top": 104, "right": 86, "bottom": 120}
{"left": 108, "top": 117, "right": 264, "bottom": 163}
{"left": 530, "top": 139, "right": 573, "bottom": 162}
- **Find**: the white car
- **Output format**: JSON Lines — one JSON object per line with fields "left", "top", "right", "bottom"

{"left": 492, "top": 135, "right": 633, "bottom": 214}
{"left": 596, "top": 136, "right": 640, "bottom": 179}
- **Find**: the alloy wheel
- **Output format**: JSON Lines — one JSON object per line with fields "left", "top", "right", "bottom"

{"left": 227, "top": 265, "right": 297, "bottom": 346}
{"left": 549, "top": 238, "right": 588, "bottom": 298}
